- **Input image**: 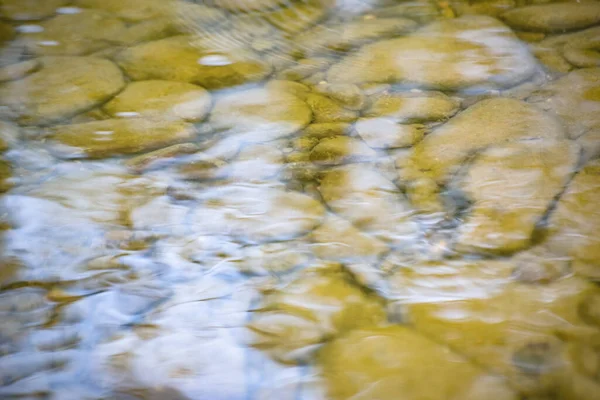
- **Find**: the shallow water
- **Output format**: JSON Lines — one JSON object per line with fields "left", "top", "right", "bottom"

{"left": 0, "top": 0, "right": 600, "bottom": 399}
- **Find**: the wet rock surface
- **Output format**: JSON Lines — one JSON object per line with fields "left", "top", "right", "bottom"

{"left": 1, "top": 1, "right": 600, "bottom": 399}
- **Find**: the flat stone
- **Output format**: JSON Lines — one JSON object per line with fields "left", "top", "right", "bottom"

{"left": 402, "top": 265, "right": 600, "bottom": 398}
{"left": 0, "top": 57, "right": 124, "bottom": 126}
{"left": 328, "top": 16, "right": 538, "bottom": 91}
{"left": 302, "top": 122, "right": 351, "bottom": 138}
{"left": 213, "top": 0, "right": 283, "bottom": 12}
{"left": 248, "top": 263, "right": 386, "bottom": 364}
{"left": 296, "top": 17, "right": 418, "bottom": 55}
{"left": 126, "top": 143, "right": 200, "bottom": 173}
{"left": 0, "top": 60, "right": 40, "bottom": 83}
{"left": 310, "top": 213, "right": 389, "bottom": 263}
{"left": 402, "top": 98, "right": 566, "bottom": 211}
{"left": 191, "top": 184, "right": 325, "bottom": 243}
{"left": 365, "top": 92, "right": 460, "bottom": 122}
{"left": 0, "top": 0, "right": 67, "bottom": 21}
{"left": 318, "top": 164, "right": 417, "bottom": 242}
{"left": 313, "top": 83, "right": 366, "bottom": 111}
{"left": 305, "top": 94, "right": 358, "bottom": 123}
{"left": 49, "top": 118, "right": 197, "bottom": 159}
{"left": 21, "top": 9, "right": 125, "bottom": 56}
{"left": 319, "top": 325, "right": 518, "bottom": 400}
{"left": 309, "top": 136, "right": 377, "bottom": 165}
{"left": 210, "top": 87, "right": 312, "bottom": 142}
{"left": 501, "top": 3, "right": 600, "bottom": 33}
{"left": 528, "top": 68, "right": 600, "bottom": 139}
{"left": 73, "top": 0, "right": 168, "bottom": 22}
{"left": 544, "top": 159, "right": 600, "bottom": 280}
{"left": 455, "top": 139, "right": 579, "bottom": 255}
{"left": 103, "top": 80, "right": 212, "bottom": 122}
{"left": 356, "top": 118, "right": 425, "bottom": 149}
{"left": 116, "top": 35, "right": 272, "bottom": 90}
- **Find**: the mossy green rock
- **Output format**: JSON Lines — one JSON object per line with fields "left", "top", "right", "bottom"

{"left": 103, "top": 80, "right": 212, "bottom": 122}
{"left": 0, "top": 0, "right": 67, "bottom": 21}
{"left": 213, "top": 0, "right": 284, "bottom": 12}
{"left": 50, "top": 118, "right": 197, "bottom": 159}
{"left": 402, "top": 98, "right": 565, "bottom": 211}
{"left": 305, "top": 94, "right": 358, "bottom": 123}
{"left": 328, "top": 16, "right": 537, "bottom": 90}
{"left": 210, "top": 87, "right": 312, "bottom": 142}
{"left": 248, "top": 263, "right": 386, "bottom": 364}
{"left": 21, "top": 10, "right": 125, "bottom": 56}
{"left": 0, "top": 160, "right": 11, "bottom": 192}
{"left": 501, "top": 3, "right": 600, "bottom": 33}
{"left": 309, "top": 136, "right": 377, "bottom": 165}
{"left": 116, "top": 36, "right": 272, "bottom": 90}
{"left": 0, "top": 57, "right": 124, "bottom": 126}
{"left": 455, "top": 139, "right": 579, "bottom": 255}
{"left": 319, "top": 326, "right": 518, "bottom": 400}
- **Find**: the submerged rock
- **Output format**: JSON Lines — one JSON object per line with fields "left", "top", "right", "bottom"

{"left": 309, "top": 136, "right": 377, "bottom": 165}
{"left": 21, "top": 9, "right": 125, "bottom": 56}
{"left": 328, "top": 16, "right": 538, "bottom": 91}
{"left": 355, "top": 118, "right": 425, "bottom": 149}
{"left": 0, "top": 57, "right": 124, "bottom": 126}
{"left": 402, "top": 98, "right": 565, "bottom": 211}
{"left": 0, "top": 160, "right": 11, "bottom": 192}
{"left": 0, "top": 0, "right": 67, "bottom": 21}
{"left": 49, "top": 118, "right": 197, "bottom": 158}
{"left": 455, "top": 139, "right": 579, "bottom": 255}
{"left": 191, "top": 184, "right": 325, "bottom": 243}
{"left": 210, "top": 87, "right": 312, "bottom": 142}
{"left": 544, "top": 159, "right": 600, "bottom": 281}
{"left": 364, "top": 91, "right": 460, "bottom": 122}
{"left": 528, "top": 68, "right": 600, "bottom": 139}
{"left": 73, "top": 0, "right": 168, "bottom": 21}
{"left": 103, "top": 80, "right": 212, "bottom": 122}
{"left": 501, "top": 3, "right": 600, "bottom": 33}
{"left": 318, "top": 164, "right": 417, "bottom": 243}
{"left": 319, "top": 325, "right": 517, "bottom": 400}
{"left": 248, "top": 263, "right": 386, "bottom": 364}
{"left": 116, "top": 35, "right": 272, "bottom": 90}
{"left": 0, "top": 60, "right": 40, "bottom": 83}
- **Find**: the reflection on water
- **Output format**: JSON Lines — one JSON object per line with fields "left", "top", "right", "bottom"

{"left": 1, "top": 0, "right": 600, "bottom": 399}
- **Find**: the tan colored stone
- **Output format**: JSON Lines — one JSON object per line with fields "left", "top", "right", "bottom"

{"left": 502, "top": 3, "right": 600, "bottom": 33}
{"left": 403, "top": 98, "right": 565, "bottom": 211}
{"left": 0, "top": 0, "right": 67, "bottom": 21}
{"left": 305, "top": 94, "right": 358, "bottom": 123}
{"left": 210, "top": 87, "right": 312, "bottom": 142}
{"left": 248, "top": 263, "right": 386, "bottom": 364}
{"left": 328, "top": 16, "right": 537, "bottom": 90}
{"left": 73, "top": 0, "right": 169, "bottom": 22}
{"left": 213, "top": 0, "right": 283, "bottom": 12}
{"left": 455, "top": 139, "right": 579, "bottom": 254}
{"left": 21, "top": 10, "right": 125, "bottom": 56}
{"left": 365, "top": 91, "right": 460, "bottom": 122}
{"left": 356, "top": 118, "right": 425, "bottom": 149}
{"left": 0, "top": 60, "right": 40, "bottom": 83}
{"left": 50, "top": 118, "right": 197, "bottom": 159}
{"left": 116, "top": 36, "right": 271, "bottom": 90}
{"left": 319, "top": 326, "right": 518, "bottom": 400}
{"left": 0, "top": 56, "right": 124, "bottom": 126}
{"left": 103, "top": 81, "right": 212, "bottom": 122}
{"left": 309, "top": 136, "right": 377, "bottom": 165}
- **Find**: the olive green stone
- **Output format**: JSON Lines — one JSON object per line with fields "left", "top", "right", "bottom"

{"left": 103, "top": 80, "right": 212, "bottom": 122}
{"left": 365, "top": 91, "right": 460, "bottom": 122}
{"left": 328, "top": 16, "right": 537, "bottom": 90}
{"left": 309, "top": 136, "right": 377, "bottom": 165}
{"left": 213, "top": 0, "right": 284, "bottom": 12}
{"left": 403, "top": 98, "right": 566, "bottom": 211}
{"left": 0, "top": 160, "right": 12, "bottom": 192}
{"left": 0, "top": 57, "right": 125, "bottom": 126}
{"left": 0, "top": 60, "right": 40, "bottom": 83}
{"left": 116, "top": 36, "right": 272, "bottom": 90}
{"left": 0, "top": 0, "right": 67, "bottom": 21}
{"left": 21, "top": 10, "right": 126, "bottom": 56}
{"left": 50, "top": 118, "right": 197, "bottom": 159}
{"left": 455, "top": 139, "right": 579, "bottom": 255}
{"left": 501, "top": 3, "right": 600, "bottom": 33}
{"left": 0, "top": 21, "right": 14, "bottom": 45}
{"left": 73, "top": 0, "right": 169, "bottom": 22}
{"left": 355, "top": 118, "right": 425, "bottom": 149}
{"left": 302, "top": 122, "right": 351, "bottom": 138}
{"left": 544, "top": 159, "right": 600, "bottom": 281}
{"left": 248, "top": 263, "right": 386, "bottom": 364}
{"left": 305, "top": 94, "right": 358, "bottom": 123}
{"left": 319, "top": 325, "right": 518, "bottom": 400}
{"left": 313, "top": 83, "right": 365, "bottom": 111}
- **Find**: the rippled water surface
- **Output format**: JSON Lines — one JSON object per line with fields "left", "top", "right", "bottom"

{"left": 1, "top": 0, "right": 600, "bottom": 399}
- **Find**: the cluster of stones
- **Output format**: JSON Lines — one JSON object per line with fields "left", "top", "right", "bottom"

{"left": 1, "top": 1, "right": 600, "bottom": 400}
